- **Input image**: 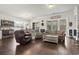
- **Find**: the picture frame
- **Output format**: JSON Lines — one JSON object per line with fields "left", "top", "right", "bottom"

{"left": 69, "top": 22, "right": 72, "bottom": 27}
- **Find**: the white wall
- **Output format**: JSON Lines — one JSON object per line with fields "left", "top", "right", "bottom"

{"left": 0, "top": 12, "right": 31, "bottom": 30}
{"left": 75, "top": 6, "right": 79, "bottom": 40}
{"left": 31, "top": 9, "right": 75, "bottom": 37}
{"left": 0, "top": 6, "right": 78, "bottom": 39}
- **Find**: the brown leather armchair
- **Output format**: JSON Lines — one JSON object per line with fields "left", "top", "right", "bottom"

{"left": 58, "top": 31, "right": 66, "bottom": 44}
{"left": 14, "top": 30, "right": 32, "bottom": 45}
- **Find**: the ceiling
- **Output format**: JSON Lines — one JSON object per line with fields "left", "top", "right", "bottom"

{"left": 0, "top": 4, "right": 77, "bottom": 19}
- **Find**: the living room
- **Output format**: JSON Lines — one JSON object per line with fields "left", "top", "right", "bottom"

{"left": 0, "top": 4, "right": 79, "bottom": 55}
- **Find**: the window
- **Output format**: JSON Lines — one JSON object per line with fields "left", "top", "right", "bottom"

{"left": 69, "top": 29, "right": 72, "bottom": 36}
{"left": 74, "top": 29, "right": 76, "bottom": 36}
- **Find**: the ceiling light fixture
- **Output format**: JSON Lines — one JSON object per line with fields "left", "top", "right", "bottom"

{"left": 48, "top": 4, "right": 55, "bottom": 8}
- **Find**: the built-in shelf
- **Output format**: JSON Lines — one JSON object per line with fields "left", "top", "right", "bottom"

{"left": 0, "top": 19, "right": 14, "bottom": 39}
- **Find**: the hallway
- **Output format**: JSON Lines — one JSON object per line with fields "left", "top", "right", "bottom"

{"left": 0, "top": 37, "right": 79, "bottom": 55}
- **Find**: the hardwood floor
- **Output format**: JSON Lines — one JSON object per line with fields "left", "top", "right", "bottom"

{"left": 0, "top": 37, "right": 79, "bottom": 55}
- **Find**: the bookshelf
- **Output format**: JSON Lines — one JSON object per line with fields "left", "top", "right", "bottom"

{"left": 0, "top": 19, "right": 14, "bottom": 39}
